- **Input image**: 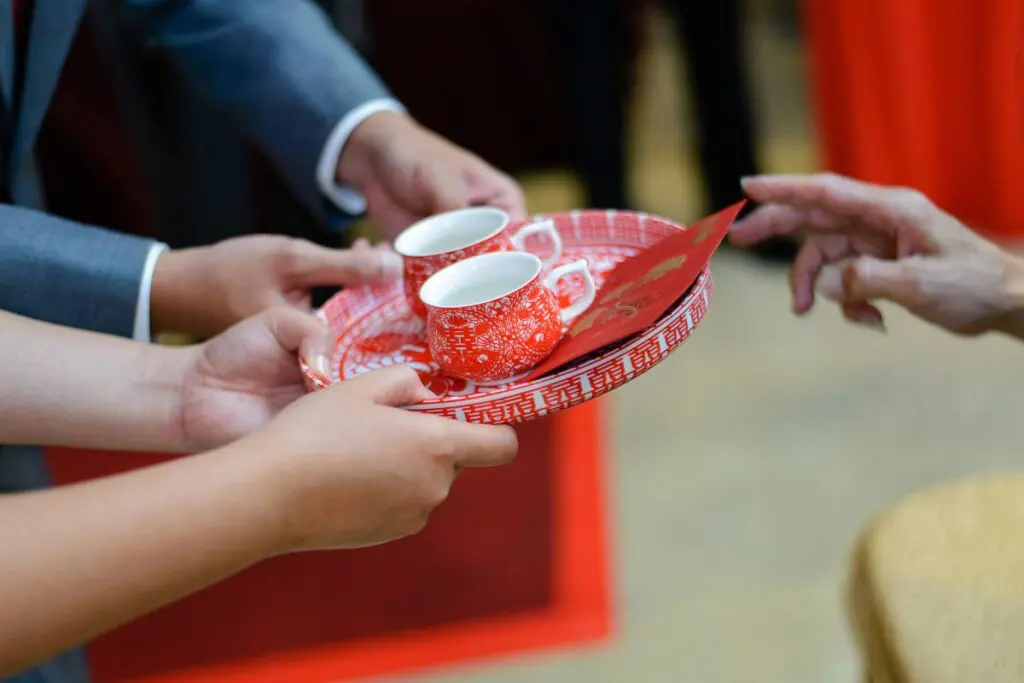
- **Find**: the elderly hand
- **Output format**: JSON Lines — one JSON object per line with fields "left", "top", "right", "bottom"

{"left": 731, "top": 173, "right": 1024, "bottom": 337}
{"left": 151, "top": 235, "right": 400, "bottom": 338}
{"left": 337, "top": 111, "right": 527, "bottom": 239}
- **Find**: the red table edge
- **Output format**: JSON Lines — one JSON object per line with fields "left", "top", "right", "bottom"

{"left": 127, "top": 398, "right": 615, "bottom": 683}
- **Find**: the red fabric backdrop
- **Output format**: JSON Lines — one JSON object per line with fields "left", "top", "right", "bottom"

{"left": 805, "top": 0, "right": 1024, "bottom": 240}
{"left": 48, "top": 402, "right": 611, "bottom": 682}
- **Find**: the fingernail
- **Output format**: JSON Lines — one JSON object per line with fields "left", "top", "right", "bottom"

{"left": 380, "top": 251, "right": 403, "bottom": 282}
{"left": 849, "top": 309, "right": 887, "bottom": 333}
{"left": 857, "top": 317, "right": 887, "bottom": 333}
{"left": 311, "top": 354, "right": 331, "bottom": 377}
{"left": 740, "top": 176, "right": 756, "bottom": 188}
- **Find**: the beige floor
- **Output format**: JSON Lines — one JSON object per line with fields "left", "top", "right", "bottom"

{"left": 398, "top": 8, "right": 1024, "bottom": 683}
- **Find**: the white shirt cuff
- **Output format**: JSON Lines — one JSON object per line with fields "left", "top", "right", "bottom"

{"left": 316, "top": 98, "right": 406, "bottom": 215}
{"left": 133, "top": 242, "right": 169, "bottom": 342}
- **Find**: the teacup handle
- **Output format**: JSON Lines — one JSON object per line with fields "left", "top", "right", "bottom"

{"left": 508, "top": 219, "right": 563, "bottom": 270}
{"left": 543, "top": 259, "right": 597, "bottom": 324}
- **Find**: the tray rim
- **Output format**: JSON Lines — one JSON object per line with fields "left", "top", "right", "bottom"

{"left": 299, "top": 209, "right": 713, "bottom": 417}
{"left": 404, "top": 269, "right": 710, "bottom": 410}
{"left": 300, "top": 268, "right": 710, "bottom": 411}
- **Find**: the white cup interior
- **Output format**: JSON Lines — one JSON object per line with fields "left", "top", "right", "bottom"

{"left": 419, "top": 251, "right": 541, "bottom": 309}
{"left": 394, "top": 207, "right": 508, "bottom": 257}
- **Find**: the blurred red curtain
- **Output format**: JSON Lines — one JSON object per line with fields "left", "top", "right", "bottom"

{"left": 805, "top": 0, "right": 1024, "bottom": 240}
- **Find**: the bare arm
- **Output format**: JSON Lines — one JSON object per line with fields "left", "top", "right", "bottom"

{"left": 0, "top": 367, "right": 518, "bottom": 677}
{"left": 0, "top": 310, "right": 189, "bottom": 452}
{"left": 0, "top": 443, "right": 281, "bottom": 676}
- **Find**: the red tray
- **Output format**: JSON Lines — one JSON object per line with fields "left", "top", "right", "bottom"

{"left": 301, "top": 210, "right": 712, "bottom": 424}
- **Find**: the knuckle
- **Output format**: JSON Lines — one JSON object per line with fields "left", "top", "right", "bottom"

{"left": 255, "top": 306, "right": 291, "bottom": 338}
{"left": 407, "top": 419, "right": 456, "bottom": 462}
{"left": 264, "top": 304, "right": 302, "bottom": 326}
{"left": 895, "top": 187, "right": 926, "bottom": 204}
{"left": 894, "top": 188, "right": 932, "bottom": 214}
{"left": 425, "top": 483, "right": 451, "bottom": 508}
{"left": 412, "top": 475, "right": 450, "bottom": 510}
{"left": 809, "top": 173, "right": 845, "bottom": 203}
{"left": 816, "top": 172, "right": 843, "bottom": 190}
{"left": 346, "top": 255, "right": 378, "bottom": 281}
{"left": 429, "top": 430, "right": 460, "bottom": 463}
{"left": 256, "top": 305, "right": 285, "bottom": 326}
{"left": 277, "top": 237, "right": 313, "bottom": 273}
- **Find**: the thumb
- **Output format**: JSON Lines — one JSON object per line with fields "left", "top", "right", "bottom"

{"left": 287, "top": 240, "right": 402, "bottom": 288}
{"left": 254, "top": 306, "right": 331, "bottom": 354}
{"left": 340, "top": 366, "right": 435, "bottom": 406}
{"left": 818, "top": 256, "right": 920, "bottom": 306}
{"left": 259, "top": 308, "right": 336, "bottom": 379}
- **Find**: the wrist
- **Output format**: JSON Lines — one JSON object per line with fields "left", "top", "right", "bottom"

{"left": 335, "top": 110, "right": 411, "bottom": 189}
{"left": 993, "top": 252, "right": 1024, "bottom": 340}
{"left": 174, "top": 442, "right": 294, "bottom": 561}
{"left": 213, "top": 435, "right": 300, "bottom": 556}
{"left": 132, "top": 344, "right": 193, "bottom": 453}
{"left": 151, "top": 247, "right": 219, "bottom": 338}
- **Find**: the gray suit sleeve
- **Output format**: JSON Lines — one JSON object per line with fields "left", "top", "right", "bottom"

{"left": 122, "top": 0, "right": 395, "bottom": 229}
{"left": 0, "top": 206, "right": 154, "bottom": 337}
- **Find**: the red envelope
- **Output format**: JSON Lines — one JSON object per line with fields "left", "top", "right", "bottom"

{"left": 524, "top": 201, "right": 745, "bottom": 380}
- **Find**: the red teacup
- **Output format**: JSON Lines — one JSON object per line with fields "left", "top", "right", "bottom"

{"left": 419, "top": 251, "right": 596, "bottom": 384}
{"left": 393, "top": 207, "right": 563, "bottom": 319}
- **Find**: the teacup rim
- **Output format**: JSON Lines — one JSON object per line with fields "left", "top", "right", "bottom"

{"left": 394, "top": 206, "right": 509, "bottom": 258}
{"left": 419, "top": 251, "right": 542, "bottom": 310}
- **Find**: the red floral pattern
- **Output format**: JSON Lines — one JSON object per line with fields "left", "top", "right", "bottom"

{"left": 402, "top": 233, "right": 511, "bottom": 319}
{"left": 425, "top": 274, "right": 565, "bottom": 383}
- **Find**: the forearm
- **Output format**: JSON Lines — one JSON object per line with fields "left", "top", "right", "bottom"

{"left": 123, "top": 0, "right": 393, "bottom": 221}
{"left": 0, "top": 311, "right": 188, "bottom": 452}
{"left": 0, "top": 444, "right": 281, "bottom": 676}
{"left": 148, "top": 244, "right": 224, "bottom": 338}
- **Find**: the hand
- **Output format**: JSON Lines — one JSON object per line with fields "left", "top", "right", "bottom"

{"left": 174, "top": 307, "right": 333, "bottom": 452}
{"left": 337, "top": 111, "right": 527, "bottom": 239}
{"left": 731, "top": 173, "right": 1024, "bottom": 336}
{"left": 0, "top": 365, "right": 516, "bottom": 674}
{"left": 233, "top": 366, "right": 518, "bottom": 551}
{"left": 152, "top": 236, "right": 401, "bottom": 338}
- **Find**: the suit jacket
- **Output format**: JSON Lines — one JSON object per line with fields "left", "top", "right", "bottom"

{"left": 1, "top": 1, "right": 391, "bottom": 681}
{"left": 1, "top": 0, "right": 392, "bottom": 334}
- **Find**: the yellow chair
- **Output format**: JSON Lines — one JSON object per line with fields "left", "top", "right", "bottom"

{"left": 848, "top": 474, "right": 1024, "bottom": 682}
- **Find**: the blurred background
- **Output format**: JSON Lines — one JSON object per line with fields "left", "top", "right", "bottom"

{"left": 403, "top": 1, "right": 1024, "bottom": 681}
{"left": 44, "top": 0, "right": 1024, "bottom": 681}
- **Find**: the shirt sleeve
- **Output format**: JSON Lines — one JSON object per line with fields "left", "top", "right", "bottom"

{"left": 315, "top": 98, "right": 407, "bottom": 215}
{"left": 133, "top": 242, "right": 169, "bottom": 342}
